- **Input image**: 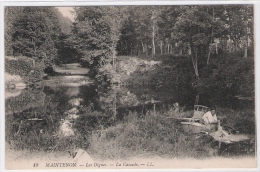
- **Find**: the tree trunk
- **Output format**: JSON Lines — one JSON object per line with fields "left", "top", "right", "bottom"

{"left": 216, "top": 42, "right": 218, "bottom": 54}
{"left": 207, "top": 7, "right": 214, "bottom": 65}
{"left": 227, "top": 39, "right": 232, "bottom": 52}
{"left": 244, "top": 36, "right": 248, "bottom": 58}
{"left": 160, "top": 41, "right": 163, "bottom": 55}
{"left": 125, "top": 40, "right": 128, "bottom": 55}
{"left": 152, "top": 24, "right": 156, "bottom": 57}
{"left": 207, "top": 45, "right": 212, "bottom": 65}
{"left": 195, "top": 50, "right": 199, "bottom": 78}
{"left": 244, "top": 46, "right": 247, "bottom": 58}
{"left": 191, "top": 45, "right": 199, "bottom": 79}
{"left": 32, "top": 58, "right": 36, "bottom": 68}
{"left": 151, "top": 10, "right": 157, "bottom": 57}
{"left": 244, "top": 6, "right": 248, "bottom": 58}
{"left": 113, "top": 99, "right": 117, "bottom": 121}
{"left": 145, "top": 44, "right": 148, "bottom": 55}
{"left": 141, "top": 41, "right": 145, "bottom": 54}
{"left": 112, "top": 46, "right": 116, "bottom": 69}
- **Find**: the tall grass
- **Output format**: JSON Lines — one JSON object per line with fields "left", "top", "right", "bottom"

{"left": 6, "top": 106, "right": 255, "bottom": 159}
{"left": 88, "top": 111, "right": 217, "bottom": 160}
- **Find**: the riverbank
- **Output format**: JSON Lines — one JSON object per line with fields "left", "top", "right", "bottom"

{"left": 6, "top": 106, "right": 256, "bottom": 169}
{"left": 98, "top": 55, "right": 192, "bottom": 91}
{"left": 110, "top": 53, "right": 254, "bottom": 98}
{"left": 5, "top": 54, "right": 255, "bottom": 167}
{"left": 6, "top": 106, "right": 255, "bottom": 163}
{"left": 87, "top": 109, "right": 255, "bottom": 160}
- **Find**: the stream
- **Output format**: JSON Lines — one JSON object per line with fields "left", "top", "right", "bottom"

{"left": 5, "top": 63, "right": 255, "bottom": 157}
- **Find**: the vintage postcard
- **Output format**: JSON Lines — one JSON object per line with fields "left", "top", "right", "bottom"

{"left": 4, "top": 3, "right": 258, "bottom": 170}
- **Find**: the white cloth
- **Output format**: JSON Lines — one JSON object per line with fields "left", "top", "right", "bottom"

{"left": 202, "top": 111, "right": 217, "bottom": 124}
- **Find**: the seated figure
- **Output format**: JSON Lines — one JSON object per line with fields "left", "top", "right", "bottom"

{"left": 202, "top": 109, "right": 217, "bottom": 124}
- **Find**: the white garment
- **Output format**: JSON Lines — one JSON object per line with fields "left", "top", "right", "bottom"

{"left": 202, "top": 111, "right": 217, "bottom": 124}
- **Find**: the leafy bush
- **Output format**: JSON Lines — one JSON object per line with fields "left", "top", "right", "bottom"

{"left": 96, "top": 63, "right": 118, "bottom": 83}
{"left": 5, "top": 56, "right": 45, "bottom": 83}
{"left": 197, "top": 52, "right": 254, "bottom": 96}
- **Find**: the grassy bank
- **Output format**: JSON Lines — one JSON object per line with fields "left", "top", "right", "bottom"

{"left": 6, "top": 105, "right": 255, "bottom": 161}
{"left": 88, "top": 111, "right": 212, "bottom": 160}
{"left": 87, "top": 109, "right": 255, "bottom": 160}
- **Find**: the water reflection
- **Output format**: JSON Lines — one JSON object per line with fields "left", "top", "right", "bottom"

{"left": 6, "top": 84, "right": 254, "bottom": 135}
{"left": 5, "top": 80, "right": 255, "bottom": 157}
{"left": 6, "top": 84, "right": 190, "bottom": 142}
{"left": 6, "top": 88, "right": 46, "bottom": 114}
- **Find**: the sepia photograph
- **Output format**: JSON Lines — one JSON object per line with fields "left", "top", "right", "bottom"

{"left": 4, "top": 4, "right": 257, "bottom": 170}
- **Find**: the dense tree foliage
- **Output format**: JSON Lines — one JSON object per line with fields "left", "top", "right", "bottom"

{"left": 69, "top": 7, "right": 127, "bottom": 70}
{"left": 117, "top": 5, "right": 253, "bottom": 79}
{"left": 5, "top": 7, "right": 72, "bottom": 67}
{"left": 5, "top": 5, "right": 254, "bottom": 84}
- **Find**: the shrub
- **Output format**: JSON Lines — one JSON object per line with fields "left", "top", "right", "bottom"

{"left": 5, "top": 56, "right": 45, "bottom": 84}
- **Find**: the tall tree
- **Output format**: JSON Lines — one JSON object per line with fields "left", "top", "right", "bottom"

{"left": 172, "top": 6, "right": 225, "bottom": 78}
{"left": 219, "top": 5, "right": 254, "bottom": 56}
{"left": 151, "top": 8, "right": 160, "bottom": 57}
{"left": 5, "top": 7, "right": 62, "bottom": 67}
{"left": 102, "top": 6, "right": 128, "bottom": 68}
{"left": 4, "top": 7, "right": 24, "bottom": 56}
{"left": 71, "top": 6, "right": 127, "bottom": 71}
